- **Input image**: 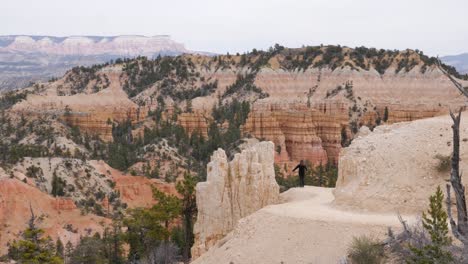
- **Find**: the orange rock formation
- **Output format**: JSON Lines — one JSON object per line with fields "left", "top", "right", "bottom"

{"left": 0, "top": 178, "right": 109, "bottom": 255}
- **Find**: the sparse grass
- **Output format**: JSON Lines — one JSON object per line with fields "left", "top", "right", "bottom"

{"left": 434, "top": 154, "right": 451, "bottom": 173}
{"left": 348, "top": 235, "right": 384, "bottom": 264}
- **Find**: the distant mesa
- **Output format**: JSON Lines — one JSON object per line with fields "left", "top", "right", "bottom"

{"left": 0, "top": 35, "right": 187, "bottom": 56}
{"left": 0, "top": 35, "right": 197, "bottom": 90}
{"left": 441, "top": 53, "right": 468, "bottom": 74}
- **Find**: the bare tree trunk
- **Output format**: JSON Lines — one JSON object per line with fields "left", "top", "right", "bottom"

{"left": 446, "top": 109, "right": 468, "bottom": 250}
{"left": 165, "top": 220, "right": 169, "bottom": 264}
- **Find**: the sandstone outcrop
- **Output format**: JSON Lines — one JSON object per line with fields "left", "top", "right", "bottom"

{"left": 334, "top": 113, "right": 468, "bottom": 213}
{"left": 191, "top": 141, "right": 280, "bottom": 258}
{"left": 243, "top": 102, "right": 347, "bottom": 166}
{"left": 177, "top": 112, "right": 210, "bottom": 137}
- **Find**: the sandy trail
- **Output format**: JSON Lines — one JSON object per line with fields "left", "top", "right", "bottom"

{"left": 193, "top": 186, "right": 418, "bottom": 264}
{"left": 266, "top": 186, "right": 416, "bottom": 226}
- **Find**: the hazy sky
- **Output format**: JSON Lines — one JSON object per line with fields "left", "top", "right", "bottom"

{"left": 2, "top": 0, "right": 467, "bottom": 56}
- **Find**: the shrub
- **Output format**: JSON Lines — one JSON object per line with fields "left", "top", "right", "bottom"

{"left": 348, "top": 235, "right": 384, "bottom": 264}
{"left": 434, "top": 154, "right": 451, "bottom": 173}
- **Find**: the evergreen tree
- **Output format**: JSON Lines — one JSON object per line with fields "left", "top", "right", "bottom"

{"left": 51, "top": 173, "right": 65, "bottom": 197}
{"left": 69, "top": 233, "right": 108, "bottom": 264}
{"left": 65, "top": 241, "right": 73, "bottom": 263}
{"left": 124, "top": 187, "right": 181, "bottom": 261}
{"left": 7, "top": 207, "right": 63, "bottom": 264}
{"left": 56, "top": 238, "right": 64, "bottom": 260}
{"left": 408, "top": 186, "right": 453, "bottom": 263}
{"left": 383, "top": 106, "right": 389, "bottom": 122}
{"left": 176, "top": 172, "right": 198, "bottom": 261}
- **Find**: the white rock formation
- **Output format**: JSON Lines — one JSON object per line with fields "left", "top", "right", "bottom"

{"left": 334, "top": 113, "right": 468, "bottom": 213}
{"left": 191, "top": 141, "right": 280, "bottom": 258}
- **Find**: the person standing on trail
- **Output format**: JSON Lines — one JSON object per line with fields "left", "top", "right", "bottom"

{"left": 293, "top": 160, "right": 307, "bottom": 187}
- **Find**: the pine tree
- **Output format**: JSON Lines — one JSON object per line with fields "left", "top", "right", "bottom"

{"left": 56, "top": 238, "right": 64, "bottom": 259}
{"left": 65, "top": 241, "right": 73, "bottom": 263}
{"left": 383, "top": 106, "right": 389, "bottom": 122}
{"left": 124, "top": 187, "right": 181, "bottom": 261}
{"left": 52, "top": 173, "right": 65, "bottom": 197}
{"left": 7, "top": 207, "right": 63, "bottom": 263}
{"left": 409, "top": 186, "right": 453, "bottom": 263}
{"left": 176, "top": 172, "right": 198, "bottom": 261}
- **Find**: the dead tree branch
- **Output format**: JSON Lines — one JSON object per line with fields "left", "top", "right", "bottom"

{"left": 437, "top": 59, "right": 468, "bottom": 98}
{"left": 446, "top": 108, "right": 468, "bottom": 247}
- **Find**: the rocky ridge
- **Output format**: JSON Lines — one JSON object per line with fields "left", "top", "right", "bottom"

{"left": 7, "top": 47, "right": 468, "bottom": 167}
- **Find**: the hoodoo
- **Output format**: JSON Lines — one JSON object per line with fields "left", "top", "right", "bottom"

{"left": 191, "top": 141, "right": 280, "bottom": 258}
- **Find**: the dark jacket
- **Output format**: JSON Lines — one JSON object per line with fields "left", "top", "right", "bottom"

{"left": 293, "top": 164, "right": 307, "bottom": 177}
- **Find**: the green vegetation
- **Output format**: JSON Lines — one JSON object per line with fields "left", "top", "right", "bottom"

{"left": 51, "top": 173, "right": 66, "bottom": 197}
{"left": 434, "top": 154, "right": 451, "bottom": 173}
{"left": 5, "top": 173, "right": 197, "bottom": 263}
{"left": 0, "top": 90, "right": 29, "bottom": 110}
{"left": 7, "top": 208, "right": 63, "bottom": 264}
{"left": 281, "top": 46, "right": 323, "bottom": 71}
{"left": 64, "top": 65, "right": 108, "bottom": 94}
{"left": 104, "top": 98, "right": 252, "bottom": 179}
{"left": 67, "top": 224, "right": 124, "bottom": 264}
{"left": 222, "top": 73, "right": 267, "bottom": 99}
{"left": 176, "top": 172, "right": 198, "bottom": 259}
{"left": 122, "top": 55, "right": 216, "bottom": 101}
{"left": 107, "top": 119, "right": 139, "bottom": 171}
{"left": 347, "top": 235, "right": 384, "bottom": 264}
{"left": 123, "top": 172, "right": 197, "bottom": 262}
{"left": 408, "top": 186, "right": 453, "bottom": 263}
{"left": 383, "top": 107, "right": 389, "bottom": 122}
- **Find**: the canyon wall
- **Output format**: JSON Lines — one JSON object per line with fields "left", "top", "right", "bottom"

{"left": 182, "top": 66, "right": 467, "bottom": 167}
{"left": 177, "top": 112, "right": 210, "bottom": 137}
{"left": 11, "top": 71, "right": 144, "bottom": 141}
{"left": 191, "top": 141, "right": 280, "bottom": 258}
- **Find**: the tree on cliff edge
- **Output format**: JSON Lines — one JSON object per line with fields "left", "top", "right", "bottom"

{"left": 437, "top": 61, "right": 468, "bottom": 258}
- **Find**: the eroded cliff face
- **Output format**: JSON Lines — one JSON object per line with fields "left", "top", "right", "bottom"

{"left": 179, "top": 66, "right": 466, "bottom": 167}
{"left": 334, "top": 113, "right": 468, "bottom": 213}
{"left": 0, "top": 178, "right": 109, "bottom": 255}
{"left": 0, "top": 159, "right": 176, "bottom": 254}
{"left": 11, "top": 71, "right": 144, "bottom": 141}
{"left": 177, "top": 112, "right": 210, "bottom": 137}
{"left": 191, "top": 141, "right": 280, "bottom": 258}
{"left": 243, "top": 102, "right": 347, "bottom": 166}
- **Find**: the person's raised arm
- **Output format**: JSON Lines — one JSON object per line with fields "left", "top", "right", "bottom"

{"left": 292, "top": 164, "right": 299, "bottom": 172}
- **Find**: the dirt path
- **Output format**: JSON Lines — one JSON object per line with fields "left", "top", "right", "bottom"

{"left": 192, "top": 186, "right": 418, "bottom": 264}
{"left": 266, "top": 186, "right": 416, "bottom": 226}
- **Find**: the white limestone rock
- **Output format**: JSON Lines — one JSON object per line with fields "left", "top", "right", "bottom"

{"left": 191, "top": 141, "right": 280, "bottom": 258}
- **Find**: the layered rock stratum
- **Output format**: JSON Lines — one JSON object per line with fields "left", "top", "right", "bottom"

{"left": 191, "top": 141, "right": 280, "bottom": 258}
{"left": 8, "top": 47, "right": 468, "bottom": 166}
